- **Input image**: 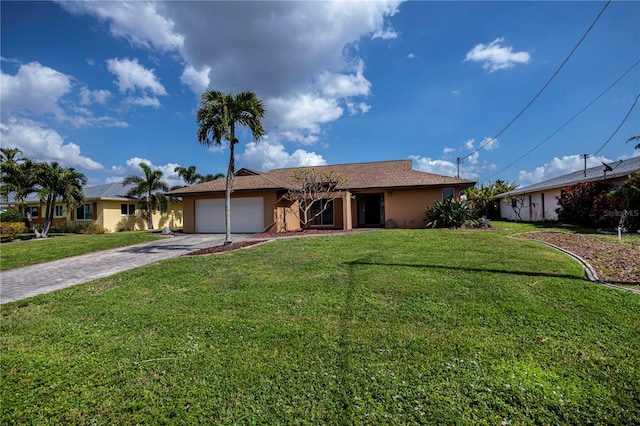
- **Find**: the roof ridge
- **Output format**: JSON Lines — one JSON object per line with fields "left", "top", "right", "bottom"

{"left": 268, "top": 159, "right": 411, "bottom": 172}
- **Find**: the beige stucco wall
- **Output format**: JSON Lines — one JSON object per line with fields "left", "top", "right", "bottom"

{"left": 385, "top": 187, "right": 460, "bottom": 229}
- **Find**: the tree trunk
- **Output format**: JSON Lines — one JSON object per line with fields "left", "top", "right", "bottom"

{"left": 224, "top": 141, "right": 236, "bottom": 246}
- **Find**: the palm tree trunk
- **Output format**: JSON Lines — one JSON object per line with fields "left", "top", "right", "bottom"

{"left": 224, "top": 141, "right": 235, "bottom": 246}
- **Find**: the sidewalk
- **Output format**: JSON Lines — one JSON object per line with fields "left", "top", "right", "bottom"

{"left": 0, "top": 234, "right": 250, "bottom": 304}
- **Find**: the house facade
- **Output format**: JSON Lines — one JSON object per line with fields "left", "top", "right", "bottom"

{"left": 7, "top": 183, "right": 183, "bottom": 232}
{"left": 496, "top": 156, "right": 640, "bottom": 222}
{"left": 166, "top": 160, "right": 475, "bottom": 233}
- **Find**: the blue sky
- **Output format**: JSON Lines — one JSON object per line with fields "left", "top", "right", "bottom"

{"left": 1, "top": 1, "right": 638, "bottom": 189}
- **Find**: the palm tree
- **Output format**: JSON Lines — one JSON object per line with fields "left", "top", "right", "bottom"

{"left": 200, "top": 172, "right": 225, "bottom": 182}
{"left": 196, "top": 90, "right": 266, "bottom": 245}
{"left": 35, "top": 162, "right": 87, "bottom": 238}
{"left": 174, "top": 165, "right": 203, "bottom": 186}
{"left": 627, "top": 135, "right": 640, "bottom": 150}
{"left": 0, "top": 148, "right": 36, "bottom": 206}
{"left": 123, "top": 163, "right": 169, "bottom": 230}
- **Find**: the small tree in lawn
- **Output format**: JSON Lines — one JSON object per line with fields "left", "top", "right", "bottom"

{"left": 284, "top": 168, "right": 346, "bottom": 230}
{"left": 505, "top": 194, "right": 526, "bottom": 222}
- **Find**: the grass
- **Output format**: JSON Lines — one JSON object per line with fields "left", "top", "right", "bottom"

{"left": 0, "top": 232, "right": 161, "bottom": 270}
{"left": 1, "top": 227, "right": 639, "bottom": 424}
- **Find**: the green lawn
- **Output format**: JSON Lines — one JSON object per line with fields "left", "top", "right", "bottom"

{"left": 1, "top": 228, "right": 639, "bottom": 424}
{"left": 0, "top": 232, "right": 161, "bottom": 270}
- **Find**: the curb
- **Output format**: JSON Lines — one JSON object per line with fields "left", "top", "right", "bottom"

{"left": 523, "top": 238, "right": 640, "bottom": 294}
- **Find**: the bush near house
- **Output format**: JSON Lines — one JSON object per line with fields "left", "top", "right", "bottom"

{"left": 556, "top": 177, "right": 640, "bottom": 230}
{"left": 425, "top": 199, "right": 476, "bottom": 228}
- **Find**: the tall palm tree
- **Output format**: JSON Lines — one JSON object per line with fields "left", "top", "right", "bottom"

{"left": 174, "top": 165, "right": 203, "bottom": 186}
{"left": 123, "top": 163, "right": 169, "bottom": 230}
{"left": 196, "top": 90, "right": 266, "bottom": 245}
{"left": 35, "top": 162, "right": 87, "bottom": 238}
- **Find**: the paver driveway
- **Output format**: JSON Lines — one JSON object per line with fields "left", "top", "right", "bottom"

{"left": 0, "top": 234, "right": 252, "bottom": 304}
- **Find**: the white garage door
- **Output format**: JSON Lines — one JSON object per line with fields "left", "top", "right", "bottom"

{"left": 195, "top": 197, "right": 264, "bottom": 233}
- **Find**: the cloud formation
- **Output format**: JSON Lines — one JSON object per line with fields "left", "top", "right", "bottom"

{"left": 517, "top": 154, "right": 610, "bottom": 185}
{"left": 465, "top": 37, "right": 531, "bottom": 72}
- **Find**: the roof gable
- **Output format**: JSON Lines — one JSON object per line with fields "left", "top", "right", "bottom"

{"left": 166, "top": 159, "right": 474, "bottom": 195}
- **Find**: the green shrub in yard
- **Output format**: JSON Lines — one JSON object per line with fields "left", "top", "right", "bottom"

{"left": 426, "top": 198, "right": 476, "bottom": 228}
{"left": 0, "top": 209, "right": 23, "bottom": 222}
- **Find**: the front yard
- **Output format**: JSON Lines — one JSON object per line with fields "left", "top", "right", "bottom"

{"left": 1, "top": 228, "right": 639, "bottom": 424}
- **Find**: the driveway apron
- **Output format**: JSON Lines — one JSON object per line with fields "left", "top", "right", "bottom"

{"left": 0, "top": 234, "right": 250, "bottom": 304}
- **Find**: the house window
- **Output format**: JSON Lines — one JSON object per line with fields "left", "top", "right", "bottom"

{"left": 511, "top": 198, "right": 518, "bottom": 208}
{"left": 442, "top": 188, "right": 454, "bottom": 201}
{"left": 121, "top": 203, "right": 136, "bottom": 216}
{"left": 76, "top": 204, "right": 94, "bottom": 220}
{"left": 24, "top": 206, "right": 38, "bottom": 219}
{"left": 541, "top": 193, "right": 545, "bottom": 219}
{"left": 54, "top": 205, "right": 64, "bottom": 217}
{"left": 310, "top": 199, "right": 334, "bottom": 226}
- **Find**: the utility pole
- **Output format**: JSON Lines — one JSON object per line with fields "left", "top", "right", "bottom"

{"left": 583, "top": 154, "right": 588, "bottom": 177}
{"left": 456, "top": 157, "right": 461, "bottom": 178}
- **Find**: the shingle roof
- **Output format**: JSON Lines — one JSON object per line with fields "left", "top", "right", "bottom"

{"left": 6, "top": 183, "right": 138, "bottom": 203}
{"left": 166, "top": 159, "right": 475, "bottom": 195}
{"left": 496, "top": 156, "right": 640, "bottom": 198}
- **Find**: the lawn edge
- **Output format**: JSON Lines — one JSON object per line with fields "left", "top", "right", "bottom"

{"left": 510, "top": 235, "right": 640, "bottom": 294}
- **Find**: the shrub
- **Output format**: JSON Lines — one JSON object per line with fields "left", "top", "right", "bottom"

{"left": 0, "top": 222, "right": 26, "bottom": 239}
{"left": 556, "top": 182, "right": 613, "bottom": 227}
{"left": 426, "top": 199, "right": 476, "bottom": 228}
{"left": 0, "top": 209, "right": 23, "bottom": 223}
{"left": 77, "top": 222, "right": 106, "bottom": 234}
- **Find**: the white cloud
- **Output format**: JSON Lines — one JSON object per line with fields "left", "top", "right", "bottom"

{"left": 240, "top": 139, "right": 326, "bottom": 172}
{"left": 465, "top": 139, "right": 475, "bottom": 150}
{"left": 1, "top": 61, "right": 72, "bottom": 121}
{"left": 266, "top": 93, "right": 344, "bottom": 145}
{"left": 57, "top": 1, "right": 184, "bottom": 52}
{"left": 452, "top": 89, "right": 461, "bottom": 96}
{"left": 180, "top": 64, "right": 210, "bottom": 95}
{"left": 106, "top": 58, "right": 167, "bottom": 96}
{"left": 465, "top": 37, "right": 531, "bottom": 72}
{"left": 346, "top": 101, "right": 371, "bottom": 116}
{"left": 0, "top": 119, "right": 103, "bottom": 171}
{"left": 410, "top": 156, "right": 458, "bottom": 178}
{"left": 372, "top": 27, "right": 399, "bottom": 40}
{"left": 316, "top": 60, "right": 371, "bottom": 98}
{"left": 407, "top": 53, "right": 416, "bottom": 59}
{"left": 125, "top": 96, "right": 161, "bottom": 108}
{"left": 443, "top": 147, "right": 455, "bottom": 155}
{"left": 80, "top": 87, "right": 111, "bottom": 106}
{"left": 480, "top": 136, "right": 499, "bottom": 151}
{"left": 517, "top": 154, "right": 611, "bottom": 185}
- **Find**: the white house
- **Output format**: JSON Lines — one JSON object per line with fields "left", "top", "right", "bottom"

{"left": 496, "top": 156, "right": 640, "bottom": 222}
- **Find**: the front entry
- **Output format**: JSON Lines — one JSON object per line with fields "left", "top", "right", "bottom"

{"left": 357, "top": 193, "right": 385, "bottom": 227}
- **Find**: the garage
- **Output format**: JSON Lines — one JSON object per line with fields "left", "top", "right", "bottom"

{"left": 195, "top": 197, "right": 264, "bottom": 233}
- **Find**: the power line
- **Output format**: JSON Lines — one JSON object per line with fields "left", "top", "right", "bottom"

{"left": 482, "top": 59, "right": 640, "bottom": 182}
{"left": 460, "top": 0, "right": 612, "bottom": 162}
{"left": 591, "top": 92, "right": 640, "bottom": 156}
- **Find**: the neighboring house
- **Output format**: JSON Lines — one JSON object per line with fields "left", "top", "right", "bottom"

{"left": 496, "top": 156, "right": 640, "bottom": 222}
{"left": 5, "top": 183, "right": 183, "bottom": 232}
{"left": 166, "top": 159, "right": 475, "bottom": 233}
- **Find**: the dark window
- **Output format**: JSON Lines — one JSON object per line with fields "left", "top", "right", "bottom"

{"left": 54, "top": 205, "right": 64, "bottom": 217}
{"left": 76, "top": 204, "right": 94, "bottom": 220}
{"left": 310, "top": 199, "right": 334, "bottom": 226}
{"left": 121, "top": 203, "right": 135, "bottom": 216}
{"left": 24, "top": 206, "right": 39, "bottom": 219}
{"left": 442, "top": 188, "right": 454, "bottom": 201}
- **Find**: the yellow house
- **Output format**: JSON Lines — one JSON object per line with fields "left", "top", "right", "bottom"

{"left": 167, "top": 160, "right": 474, "bottom": 233}
{"left": 12, "top": 183, "right": 183, "bottom": 232}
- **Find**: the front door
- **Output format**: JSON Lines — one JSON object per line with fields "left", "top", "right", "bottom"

{"left": 357, "top": 194, "right": 385, "bottom": 227}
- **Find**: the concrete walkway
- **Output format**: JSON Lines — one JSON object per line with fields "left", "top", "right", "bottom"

{"left": 0, "top": 234, "right": 252, "bottom": 304}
